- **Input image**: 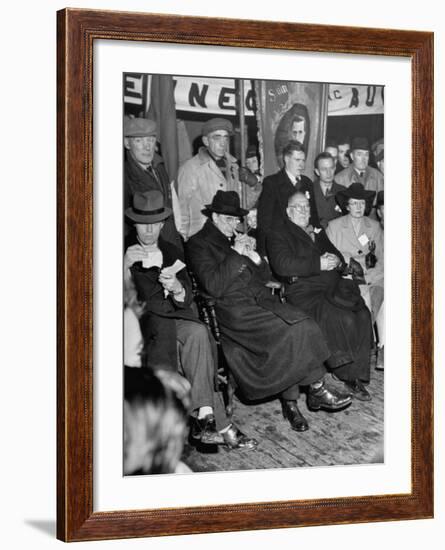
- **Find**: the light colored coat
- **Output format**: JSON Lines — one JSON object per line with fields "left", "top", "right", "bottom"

{"left": 334, "top": 165, "right": 384, "bottom": 194}
{"left": 177, "top": 147, "right": 240, "bottom": 240}
{"left": 326, "top": 215, "right": 384, "bottom": 314}
{"left": 326, "top": 214, "right": 384, "bottom": 286}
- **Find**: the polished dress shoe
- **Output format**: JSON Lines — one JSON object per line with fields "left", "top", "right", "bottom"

{"left": 222, "top": 425, "right": 258, "bottom": 450}
{"left": 190, "top": 414, "right": 224, "bottom": 445}
{"left": 307, "top": 380, "right": 352, "bottom": 411}
{"left": 281, "top": 400, "right": 309, "bottom": 432}
{"left": 343, "top": 379, "right": 372, "bottom": 401}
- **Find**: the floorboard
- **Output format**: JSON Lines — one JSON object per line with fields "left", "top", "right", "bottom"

{"left": 182, "top": 369, "right": 384, "bottom": 472}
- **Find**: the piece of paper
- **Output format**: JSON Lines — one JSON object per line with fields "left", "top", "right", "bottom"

{"left": 160, "top": 259, "right": 186, "bottom": 276}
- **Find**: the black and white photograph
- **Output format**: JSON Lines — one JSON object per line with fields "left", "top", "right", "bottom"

{"left": 122, "top": 73, "right": 385, "bottom": 476}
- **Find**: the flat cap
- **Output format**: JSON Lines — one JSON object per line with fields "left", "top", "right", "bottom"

{"left": 350, "top": 136, "right": 370, "bottom": 151}
{"left": 202, "top": 117, "right": 233, "bottom": 136}
{"left": 124, "top": 116, "right": 157, "bottom": 137}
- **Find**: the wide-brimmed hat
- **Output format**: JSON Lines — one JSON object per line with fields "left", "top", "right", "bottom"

{"left": 350, "top": 136, "right": 370, "bottom": 151}
{"left": 202, "top": 117, "right": 233, "bottom": 136}
{"left": 125, "top": 190, "right": 172, "bottom": 223}
{"left": 336, "top": 182, "right": 376, "bottom": 214}
{"left": 202, "top": 190, "right": 248, "bottom": 217}
{"left": 124, "top": 116, "right": 157, "bottom": 138}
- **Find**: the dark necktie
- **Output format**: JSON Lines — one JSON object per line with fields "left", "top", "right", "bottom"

{"left": 359, "top": 171, "right": 364, "bottom": 178}
{"left": 305, "top": 224, "right": 315, "bottom": 242}
{"left": 146, "top": 164, "right": 160, "bottom": 184}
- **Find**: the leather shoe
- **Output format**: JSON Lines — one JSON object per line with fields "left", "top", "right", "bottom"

{"left": 343, "top": 379, "right": 372, "bottom": 401}
{"left": 190, "top": 414, "right": 224, "bottom": 445}
{"left": 307, "top": 380, "right": 352, "bottom": 411}
{"left": 281, "top": 400, "right": 309, "bottom": 432}
{"left": 222, "top": 425, "right": 258, "bottom": 450}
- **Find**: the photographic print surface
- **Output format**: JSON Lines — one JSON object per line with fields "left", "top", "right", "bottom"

{"left": 122, "top": 72, "right": 384, "bottom": 476}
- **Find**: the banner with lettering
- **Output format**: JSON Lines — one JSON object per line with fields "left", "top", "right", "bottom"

{"left": 124, "top": 74, "right": 254, "bottom": 116}
{"left": 328, "top": 84, "right": 384, "bottom": 116}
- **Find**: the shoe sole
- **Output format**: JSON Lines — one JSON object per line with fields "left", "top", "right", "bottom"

{"left": 289, "top": 424, "right": 309, "bottom": 432}
{"left": 307, "top": 400, "right": 352, "bottom": 412}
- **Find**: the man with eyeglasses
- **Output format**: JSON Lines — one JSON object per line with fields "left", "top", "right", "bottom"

{"left": 257, "top": 141, "right": 320, "bottom": 257}
{"left": 186, "top": 190, "right": 352, "bottom": 434}
{"left": 178, "top": 117, "right": 241, "bottom": 240}
{"left": 267, "top": 192, "right": 373, "bottom": 403}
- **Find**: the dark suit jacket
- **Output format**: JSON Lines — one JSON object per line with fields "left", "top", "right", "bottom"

{"left": 257, "top": 169, "right": 320, "bottom": 256}
{"left": 130, "top": 237, "right": 200, "bottom": 370}
{"left": 312, "top": 179, "right": 345, "bottom": 229}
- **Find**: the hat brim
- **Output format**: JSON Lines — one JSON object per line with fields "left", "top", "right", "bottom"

{"left": 125, "top": 132, "right": 157, "bottom": 138}
{"left": 336, "top": 190, "right": 375, "bottom": 215}
{"left": 125, "top": 206, "right": 172, "bottom": 224}
{"left": 202, "top": 205, "right": 249, "bottom": 218}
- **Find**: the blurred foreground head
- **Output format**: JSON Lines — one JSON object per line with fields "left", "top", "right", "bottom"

{"left": 124, "top": 367, "right": 188, "bottom": 475}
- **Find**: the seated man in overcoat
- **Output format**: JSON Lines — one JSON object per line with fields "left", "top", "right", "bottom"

{"left": 186, "top": 190, "right": 352, "bottom": 433}
{"left": 267, "top": 191, "right": 373, "bottom": 401}
{"left": 124, "top": 190, "right": 257, "bottom": 451}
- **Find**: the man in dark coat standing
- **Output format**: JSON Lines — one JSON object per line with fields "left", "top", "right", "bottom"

{"left": 267, "top": 191, "right": 372, "bottom": 401}
{"left": 186, "top": 190, "right": 352, "bottom": 432}
{"left": 312, "top": 152, "right": 346, "bottom": 229}
{"left": 124, "top": 190, "right": 257, "bottom": 450}
{"left": 124, "top": 116, "right": 180, "bottom": 247}
{"left": 257, "top": 141, "right": 320, "bottom": 257}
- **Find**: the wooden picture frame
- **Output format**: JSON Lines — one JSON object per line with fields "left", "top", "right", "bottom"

{"left": 57, "top": 8, "right": 433, "bottom": 542}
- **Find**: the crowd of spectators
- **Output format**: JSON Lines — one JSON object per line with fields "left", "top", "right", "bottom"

{"left": 122, "top": 114, "right": 385, "bottom": 472}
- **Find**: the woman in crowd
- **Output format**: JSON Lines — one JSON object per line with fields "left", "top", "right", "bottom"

{"left": 326, "top": 182, "right": 384, "bottom": 328}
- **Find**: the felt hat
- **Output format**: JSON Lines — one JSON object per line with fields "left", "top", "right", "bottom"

{"left": 350, "top": 136, "right": 370, "bottom": 151}
{"left": 125, "top": 190, "right": 172, "bottom": 223}
{"left": 202, "top": 190, "right": 248, "bottom": 217}
{"left": 336, "top": 182, "right": 376, "bottom": 214}
{"left": 202, "top": 117, "right": 233, "bottom": 136}
{"left": 124, "top": 117, "right": 157, "bottom": 137}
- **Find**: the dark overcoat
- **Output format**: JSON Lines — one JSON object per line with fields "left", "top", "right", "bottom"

{"left": 257, "top": 169, "right": 320, "bottom": 256}
{"left": 130, "top": 237, "right": 201, "bottom": 370}
{"left": 124, "top": 151, "right": 180, "bottom": 247}
{"left": 267, "top": 219, "right": 372, "bottom": 382}
{"left": 186, "top": 220, "right": 329, "bottom": 400}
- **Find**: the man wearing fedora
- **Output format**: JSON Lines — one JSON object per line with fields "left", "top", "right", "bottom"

{"left": 267, "top": 191, "right": 373, "bottom": 402}
{"left": 186, "top": 190, "right": 352, "bottom": 433}
{"left": 334, "top": 136, "right": 384, "bottom": 198}
{"left": 124, "top": 190, "right": 257, "bottom": 451}
{"left": 177, "top": 117, "right": 241, "bottom": 240}
{"left": 326, "top": 183, "right": 384, "bottom": 329}
{"left": 257, "top": 141, "right": 320, "bottom": 257}
{"left": 124, "top": 116, "right": 179, "bottom": 247}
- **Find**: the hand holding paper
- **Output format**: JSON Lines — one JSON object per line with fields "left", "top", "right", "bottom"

{"left": 159, "top": 260, "right": 186, "bottom": 298}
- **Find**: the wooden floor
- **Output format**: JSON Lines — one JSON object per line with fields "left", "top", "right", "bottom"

{"left": 182, "top": 368, "right": 384, "bottom": 472}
